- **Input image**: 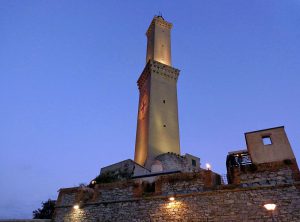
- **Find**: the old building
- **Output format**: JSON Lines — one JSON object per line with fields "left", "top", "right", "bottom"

{"left": 54, "top": 16, "right": 300, "bottom": 222}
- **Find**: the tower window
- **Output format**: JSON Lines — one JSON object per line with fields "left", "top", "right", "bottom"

{"left": 163, "top": 100, "right": 165, "bottom": 104}
{"left": 163, "top": 124, "right": 166, "bottom": 127}
{"left": 262, "top": 136, "right": 272, "bottom": 145}
{"left": 192, "top": 159, "right": 196, "bottom": 166}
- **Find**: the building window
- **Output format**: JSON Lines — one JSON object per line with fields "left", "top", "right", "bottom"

{"left": 192, "top": 159, "right": 196, "bottom": 166}
{"left": 262, "top": 136, "right": 272, "bottom": 145}
{"left": 163, "top": 100, "right": 165, "bottom": 104}
{"left": 163, "top": 124, "right": 166, "bottom": 127}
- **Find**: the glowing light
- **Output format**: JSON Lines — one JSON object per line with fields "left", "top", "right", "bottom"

{"left": 73, "top": 204, "right": 80, "bottom": 210}
{"left": 264, "top": 203, "right": 276, "bottom": 211}
{"left": 206, "top": 163, "right": 211, "bottom": 170}
{"left": 169, "top": 196, "right": 175, "bottom": 201}
{"left": 91, "top": 180, "right": 96, "bottom": 185}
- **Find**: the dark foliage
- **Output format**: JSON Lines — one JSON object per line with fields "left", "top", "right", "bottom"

{"left": 94, "top": 172, "right": 118, "bottom": 184}
{"left": 33, "top": 199, "right": 56, "bottom": 219}
{"left": 93, "top": 170, "right": 132, "bottom": 184}
{"left": 283, "top": 159, "right": 293, "bottom": 165}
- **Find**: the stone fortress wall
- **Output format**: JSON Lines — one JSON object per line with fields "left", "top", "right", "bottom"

{"left": 54, "top": 126, "right": 300, "bottom": 221}
{"left": 54, "top": 171, "right": 300, "bottom": 221}
{"left": 55, "top": 186, "right": 300, "bottom": 221}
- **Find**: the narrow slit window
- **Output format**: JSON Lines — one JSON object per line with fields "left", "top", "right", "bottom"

{"left": 262, "top": 136, "right": 272, "bottom": 145}
{"left": 163, "top": 100, "right": 165, "bottom": 104}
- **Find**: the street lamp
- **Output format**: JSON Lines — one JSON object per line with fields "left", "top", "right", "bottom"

{"left": 206, "top": 163, "right": 211, "bottom": 170}
{"left": 264, "top": 203, "right": 276, "bottom": 221}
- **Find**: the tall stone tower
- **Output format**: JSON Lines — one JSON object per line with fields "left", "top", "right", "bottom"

{"left": 134, "top": 16, "right": 180, "bottom": 169}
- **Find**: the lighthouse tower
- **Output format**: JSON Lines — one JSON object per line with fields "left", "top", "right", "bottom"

{"left": 134, "top": 16, "right": 181, "bottom": 169}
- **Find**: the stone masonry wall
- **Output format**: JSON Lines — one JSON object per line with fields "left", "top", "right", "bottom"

{"left": 240, "top": 167, "right": 294, "bottom": 187}
{"left": 57, "top": 172, "right": 212, "bottom": 205}
{"left": 155, "top": 153, "right": 199, "bottom": 173}
{"left": 55, "top": 171, "right": 300, "bottom": 221}
{"left": 229, "top": 160, "right": 300, "bottom": 186}
{"left": 159, "top": 173, "right": 205, "bottom": 195}
{"left": 97, "top": 182, "right": 133, "bottom": 201}
{"left": 54, "top": 184, "right": 300, "bottom": 222}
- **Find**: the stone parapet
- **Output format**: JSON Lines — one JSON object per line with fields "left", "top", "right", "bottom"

{"left": 56, "top": 171, "right": 220, "bottom": 208}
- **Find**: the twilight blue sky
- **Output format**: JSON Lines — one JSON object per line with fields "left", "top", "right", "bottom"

{"left": 0, "top": 0, "right": 299, "bottom": 219}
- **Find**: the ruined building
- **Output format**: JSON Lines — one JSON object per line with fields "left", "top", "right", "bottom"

{"left": 54, "top": 16, "right": 300, "bottom": 221}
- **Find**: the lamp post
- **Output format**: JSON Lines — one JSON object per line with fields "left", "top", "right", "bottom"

{"left": 206, "top": 163, "right": 211, "bottom": 171}
{"left": 264, "top": 203, "right": 276, "bottom": 222}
